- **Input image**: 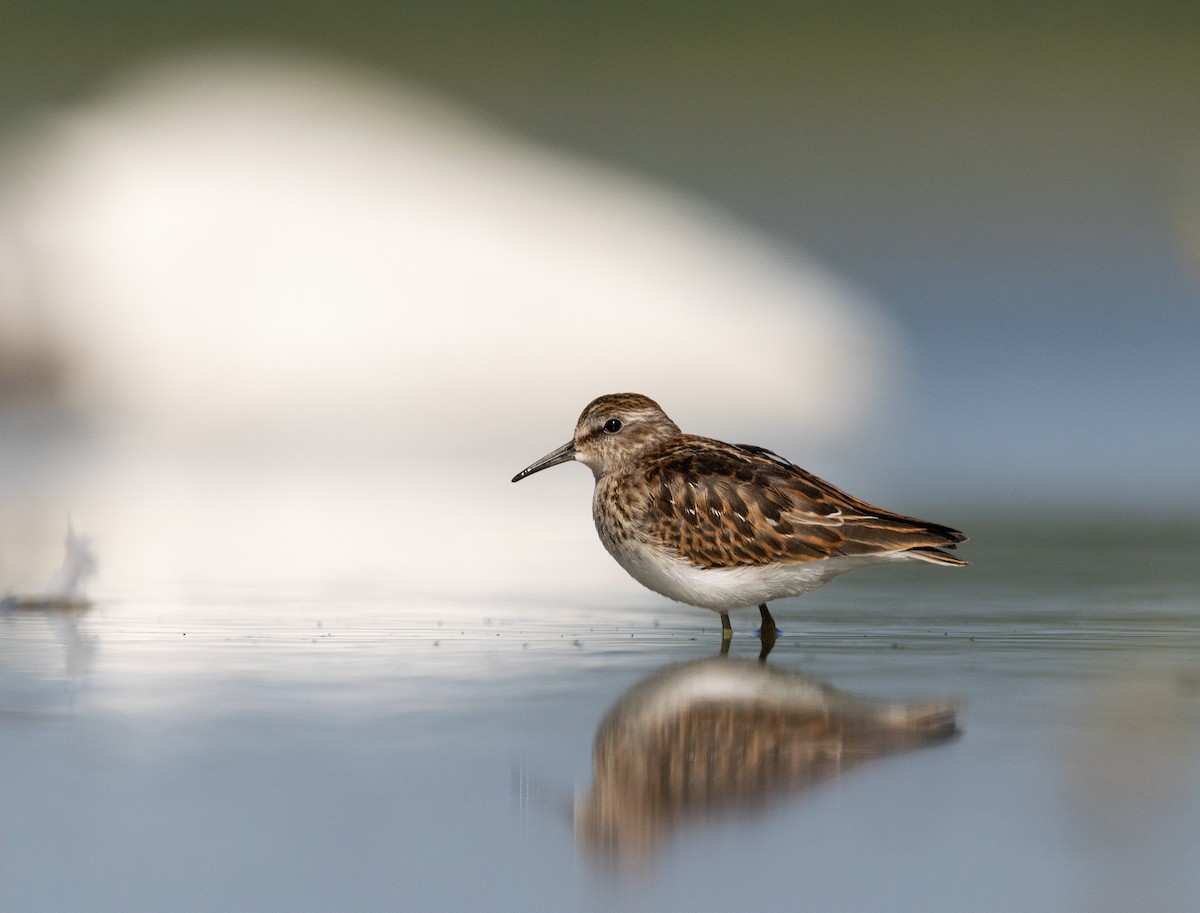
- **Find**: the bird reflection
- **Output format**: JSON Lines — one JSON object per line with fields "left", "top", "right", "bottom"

{"left": 577, "top": 654, "right": 959, "bottom": 862}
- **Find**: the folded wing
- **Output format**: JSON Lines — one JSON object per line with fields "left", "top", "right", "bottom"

{"left": 640, "top": 436, "right": 967, "bottom": 570}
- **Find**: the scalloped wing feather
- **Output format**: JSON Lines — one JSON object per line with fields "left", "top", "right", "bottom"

{"left": 639, "top": 437, "right": 967, "bottom": 570}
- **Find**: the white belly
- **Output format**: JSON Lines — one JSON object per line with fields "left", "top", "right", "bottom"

{"left": 596, "top": 530, "right": 885, "bottom": 613}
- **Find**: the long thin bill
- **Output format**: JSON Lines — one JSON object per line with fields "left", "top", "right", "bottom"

{"left": 511, "top": 440, "right": 576, "bottom": 482}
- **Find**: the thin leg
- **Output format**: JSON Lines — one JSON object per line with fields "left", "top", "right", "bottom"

{"left": 757, "top": 603, "right": 777, "bottom": 661}
{"left": 720, "top": 612, "right": 732, "bottom": 654}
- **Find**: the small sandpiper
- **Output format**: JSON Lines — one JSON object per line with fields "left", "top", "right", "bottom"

{"left": 512, "top": 393, "right": 966, "bottom": 646}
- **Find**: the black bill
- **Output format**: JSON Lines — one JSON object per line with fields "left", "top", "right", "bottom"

{"left": 511, "top": 440, "right": 577, "bottom": 482}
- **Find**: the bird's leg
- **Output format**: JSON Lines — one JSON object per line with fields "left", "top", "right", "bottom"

{"left": 757, "top": 603, "right": 778, "bottom": 660}
{"left": 720, "top": 612, "right": 732, "bottom": 653}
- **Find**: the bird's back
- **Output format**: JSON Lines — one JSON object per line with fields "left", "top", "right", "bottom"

{"left": 628, "top": 435, "right": 966, "bottom": 570}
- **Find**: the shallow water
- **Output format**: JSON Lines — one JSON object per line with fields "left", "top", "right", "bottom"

{"left": 1, "top": 515, "right": 1199, "bottom": 913}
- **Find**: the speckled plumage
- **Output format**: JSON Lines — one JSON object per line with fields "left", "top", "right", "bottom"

{"left": 513, "top": 393, "right": 966, "bottom": 640}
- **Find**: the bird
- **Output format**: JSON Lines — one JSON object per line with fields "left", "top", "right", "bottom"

{"left": 511, "top": 393, "right": 965, "bottom": 645}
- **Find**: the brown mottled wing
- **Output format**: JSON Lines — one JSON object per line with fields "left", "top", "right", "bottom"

{"left": 639, "top": 436, "right": 966, "bottom": 569}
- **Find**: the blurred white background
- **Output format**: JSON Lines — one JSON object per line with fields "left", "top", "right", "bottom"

{"left": 2, "top": 5, "right": 1199, "bottom": 600}
{"left": 0, "top": 51, "right": 899, "bottom": 601}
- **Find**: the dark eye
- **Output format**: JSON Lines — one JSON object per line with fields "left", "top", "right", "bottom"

{"left": 603, "top": 418, "right": 623, "bottom": 434}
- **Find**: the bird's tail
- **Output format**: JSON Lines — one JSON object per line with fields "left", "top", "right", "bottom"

{"left": 904, "top": 546, "right": 969, "bottom": 567}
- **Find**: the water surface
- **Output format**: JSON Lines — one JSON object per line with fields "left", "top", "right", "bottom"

{"left": 2, "top": 518, "right": 1198, "bottom": 912}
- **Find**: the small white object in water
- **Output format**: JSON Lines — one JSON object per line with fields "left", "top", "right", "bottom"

{"left": 1, "top": 517, "right": 97, "bottom": 610}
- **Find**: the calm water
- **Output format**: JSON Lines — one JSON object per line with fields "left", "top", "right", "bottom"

{"left": 2, "top": 513, "right": 1199, "bottom": 913}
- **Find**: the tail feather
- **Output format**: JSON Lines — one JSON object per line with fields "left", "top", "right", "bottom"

{"left": 905, "top": 546, "right": 968, "bottom": 567}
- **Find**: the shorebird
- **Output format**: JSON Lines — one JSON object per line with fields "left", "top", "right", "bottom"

{"left": 512, "top": 393, "right": 966, "bottom": 646}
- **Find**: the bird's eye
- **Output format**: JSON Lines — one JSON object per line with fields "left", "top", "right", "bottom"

{"left": 603, "top": 418, "right": 623, "bottom": 434}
